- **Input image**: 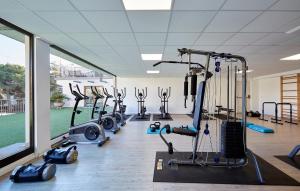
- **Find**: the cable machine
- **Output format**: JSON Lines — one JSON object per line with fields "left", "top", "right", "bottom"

{"left": 156, "top": 48, "right": 264, "bottom": 184}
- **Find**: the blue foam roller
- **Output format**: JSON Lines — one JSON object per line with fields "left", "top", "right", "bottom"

{"left": 247, "top": 124, "right": 274, "bottom": 133}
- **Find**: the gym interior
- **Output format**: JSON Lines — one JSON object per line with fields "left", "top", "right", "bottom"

{"left": 0, "top": 0, "right": 300, "bottom": 190}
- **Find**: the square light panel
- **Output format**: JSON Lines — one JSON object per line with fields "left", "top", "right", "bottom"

{"left": 147, "top": 70, "right": 160, "bottom": 74}
{"left": 123, "top": 0, "right": 172, "bottom": 10}
{"left": 280, "top": 54, "right": 300, "bottom": 61}
{"left": 141, "top": 54, "right": 162, "bottom": 60}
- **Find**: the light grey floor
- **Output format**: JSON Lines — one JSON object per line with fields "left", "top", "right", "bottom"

{"left": 0, "top": 114, "right": 300, "bottom": 191}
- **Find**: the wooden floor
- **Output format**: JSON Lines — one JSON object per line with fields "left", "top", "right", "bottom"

{"left": 0, "top": 114, "right": 300, "bottom": 191}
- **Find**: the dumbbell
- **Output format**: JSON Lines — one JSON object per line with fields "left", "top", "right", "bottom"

{"left": 150, "top": 121, "right": 161, "bottom": 132}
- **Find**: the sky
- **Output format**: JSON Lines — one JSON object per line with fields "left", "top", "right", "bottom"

{"left": 0, "top": 34, "right": 25, "bottom": 66}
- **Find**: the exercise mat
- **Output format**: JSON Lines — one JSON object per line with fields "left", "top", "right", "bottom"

{"left": 152, "top": 114, "right": 173, "bottom": 121}
{"left": 153, "top": 152, "right": 300, "bottom": 186}
{"left": 186, "top": 114, "right": 215, "bottom": 120}
{"left": 130, "top": 114, "right": 151, "bottom": 121}
{"left": 275, "top": 155, "right": 300, "bottom": 170}
{"left": 209, "top": 113, "right": 240, "bottom": 120}
{"left": 123, "top": 114, "right": 132, "bottom": 121}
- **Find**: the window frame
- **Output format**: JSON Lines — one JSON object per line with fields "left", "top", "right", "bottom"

{"left": 49, "top": 45, "right": 116, "bottom": 140}
{"left": 0, "top": 18, "right": 35, "bottom": 168}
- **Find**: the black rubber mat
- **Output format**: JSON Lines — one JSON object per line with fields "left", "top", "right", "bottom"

{"left": 275, "top": 155, "right": 300, "bottom": 170}
{"left": 153, "top": 152, "right": 300, "bottom": 186}
{"left": 130, "top": 114, "right": 151, "bottom": 121}
{"left": 152, "top": 114, "right": 173, "bottom": 121}
{"left": 123, "top": 114, "right": 132, "bottom": 121}
{"left": 186, "top": 114, "right": 215, "bottom": 120}
{"left": 209, "top": 113, "right": 240, "bottom": 120}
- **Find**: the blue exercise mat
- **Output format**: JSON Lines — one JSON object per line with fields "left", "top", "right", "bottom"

{"left": 247, "top": 124, "right": 274, "bottom": 133}
{"left": 246, "top": 122, "right": 254, "bottom": 127}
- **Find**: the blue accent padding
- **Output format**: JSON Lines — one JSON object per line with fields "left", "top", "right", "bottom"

{"left": 147, "top": 128, "right": 166, "bottom": 134}
{"left": 247, "top": 124, "right": 274, "bottom": 133}
{"left": 246, "top": 122, "right": 254, "bottom": 127}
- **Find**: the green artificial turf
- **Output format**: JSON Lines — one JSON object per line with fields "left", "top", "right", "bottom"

{"left": 0, "top": 107, "right": 106, "bottom": 148}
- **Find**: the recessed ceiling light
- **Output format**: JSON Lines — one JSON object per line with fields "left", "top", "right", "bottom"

{"left": 285, "top": 25, "right": 300, "bottom": 34}
{"left": 122, "top": 0, "right": 172, "bottom": 10}
{"left": 280, "top": 54, "right": 300, "bottom": 61}
{"left": 147, "top": 70, "right": 160, "bottom": 74}
{"left": 141, "top": 54, "right": 162, "bottom": 61}
{"left": 237, "top": 70, "right": 253, "bottom": 74}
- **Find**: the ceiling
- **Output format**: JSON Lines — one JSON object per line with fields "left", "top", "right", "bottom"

{"left": 0, "top": 0, "right": 300, "bottom": 77}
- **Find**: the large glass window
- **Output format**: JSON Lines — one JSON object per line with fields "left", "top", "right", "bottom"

{"left": 0, "top": 19, "right": 33, "bottom": 167}
{"left": 50, "top": 47, "right": 115, "bottom": 139}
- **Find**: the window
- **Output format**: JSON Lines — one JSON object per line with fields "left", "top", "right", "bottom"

{"left": 49, "top": 46, "right": 115, "bottom": 139}
{"left": 0, "top": 19, "right": 34, "bottom": 167}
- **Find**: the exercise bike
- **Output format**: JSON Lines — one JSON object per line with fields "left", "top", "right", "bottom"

{"left": 62, "top": 83, "right": 109, "bottom": 147}
{"left": 90, "top": 86, "right": 120, "bottom": 134}
{"left": 102, "top": 87, "right": 125, "bottom": 126}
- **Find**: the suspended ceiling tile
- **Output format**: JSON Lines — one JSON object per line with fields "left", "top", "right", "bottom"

{"left": 68, "top": 33, "right": 108, "bottom": 46}
{"left": 169, "top": 11, "right": 216, "bottom": 32}
{"left": 0, "top": 0, "right": 27, "bottom": 11}
{"left": 70, "top": 0, "right": 124, "bottom": 10}
{"left": 242, "top": 11, "right": 300, "bottom": 32}
{"left": 135, "top": 33, "right": 166, "bottom": 46}
{"left": 205, "top": 11, "right": 261, "bottom": 32}
{"left": 173, "top": 0, "right": 226, "bottom": 10}
{"left": 102, "top": 33, "right": 136, "bottom": 45}
{"left": 139, "top": 46, "right": 164, "bottom": 53}
{"left": 37, "top": 11, "right": 95, "bottom": 32}
{"left": 82, "top": 11, "right": 132, "bottom": 32}
{"left": 18, "top": 0, "right": 74, "bottom": 11}
{"left": 252, "top": 33, "right": 297, "bottom": 45}
{"left": 0, "top": 11, "right": 59, "bottom": 33}
{"left": 214, "top": 45, "right": 244, "bottom": 53}
{"left": 195, "top": 33, "right": 234, "bottom": 45}
{"left": 166, "top": 33, "right": 199, "bottom": 45}
{"left": 127, "top": 11, "right": 170, "bottom": 32}
{"left": 224, "top": 33, "right": 267, "bottom": 45}
{"left": 222, "top": 0, "right": 277, "bottom": 10}
{"left": 270, "top": 0, "right": 300, "bottom": 11}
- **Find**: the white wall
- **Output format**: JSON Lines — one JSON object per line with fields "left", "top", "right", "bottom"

{"left": 250, "top": 68, "right": 300, "bottom": 115}
{"left": 117, "top": 77, "right": 194, "bottom": 114}
{"left": 117, "top": 76, "right": 245, "bottom": 115}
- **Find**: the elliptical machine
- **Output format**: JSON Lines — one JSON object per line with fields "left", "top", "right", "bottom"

{"left": 135, "top": 87, "right": 147, "bottom": 119}
{"left": 63, "top": 83, "right": 109, "bottom": 147}
{"left": 158, "top": 87, "right": 171, "bottom": 119}
{"left": 90, "top": 86, "right": 120, "bottom": 134}
{"left": 102, "top": 87, "right": 125, "bottom": 126}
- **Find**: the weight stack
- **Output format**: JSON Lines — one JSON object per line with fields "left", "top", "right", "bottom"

{"left": 220, "top": 121, "right": 246, "bottom": 159}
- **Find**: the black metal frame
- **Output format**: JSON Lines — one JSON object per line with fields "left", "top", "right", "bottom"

{"left": 0, "top": 18, "right": 35, "bottom": 168}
